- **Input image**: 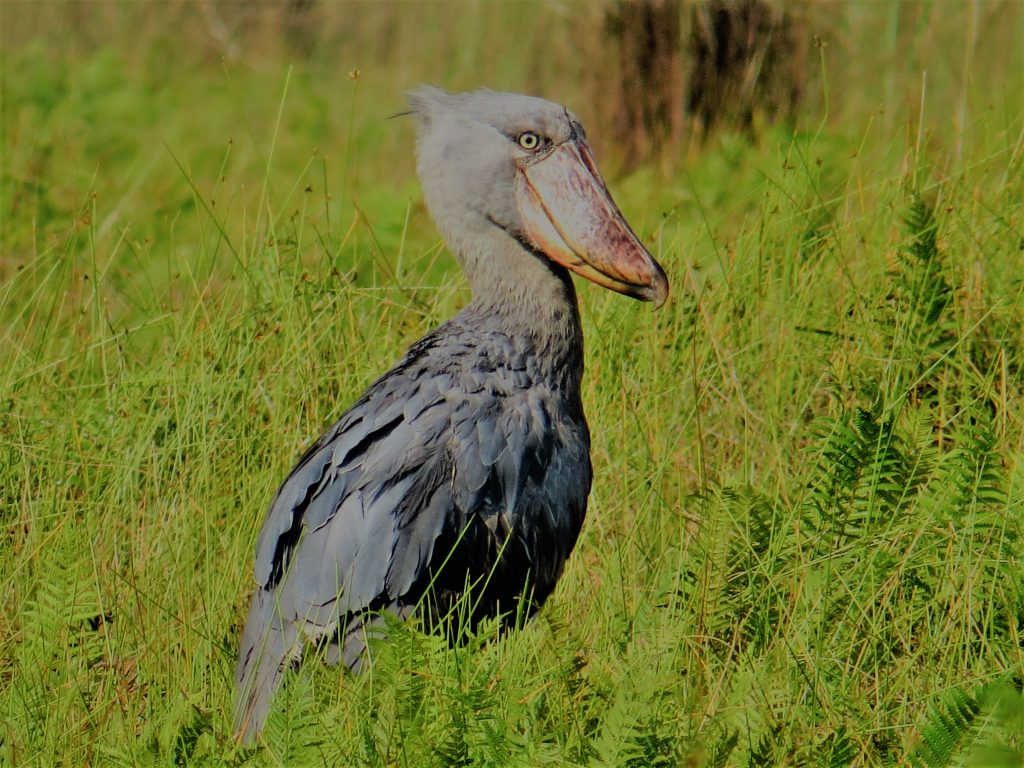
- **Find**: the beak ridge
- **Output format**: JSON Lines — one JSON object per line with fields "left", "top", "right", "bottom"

{"left": 515, "top": 139, "right": 669, "bottom": 308}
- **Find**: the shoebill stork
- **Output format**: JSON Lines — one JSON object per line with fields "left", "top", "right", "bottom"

{"left": 234, "top": 86, "right": 668, "bottom": 742}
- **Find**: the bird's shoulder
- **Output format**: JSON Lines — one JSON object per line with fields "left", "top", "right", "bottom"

{"left": 251, "top": 320, "right": 586, "bottom": 593}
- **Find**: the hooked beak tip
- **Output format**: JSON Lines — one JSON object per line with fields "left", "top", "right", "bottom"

{"left": 649, "top": 268, "right": 669, "bottom": 309}
{"left": 629, "top": 259, "right": 668, "bottom": 308}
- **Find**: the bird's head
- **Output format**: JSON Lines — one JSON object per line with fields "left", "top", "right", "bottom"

{"left": 406, "top": 86, "right": 668, "bottom": 308}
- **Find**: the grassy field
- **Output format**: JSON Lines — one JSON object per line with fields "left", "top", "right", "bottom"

{"left": 2, "top": 2, "right": 1024, "bottom": 766}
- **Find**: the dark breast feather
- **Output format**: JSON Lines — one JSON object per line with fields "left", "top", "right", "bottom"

{"left": 249, "top": 326, "right": 591, "bottom": 643}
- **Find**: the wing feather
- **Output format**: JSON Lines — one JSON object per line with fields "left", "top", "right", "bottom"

{"left": 235, "top": 329, "right": 591, "bottom": 743}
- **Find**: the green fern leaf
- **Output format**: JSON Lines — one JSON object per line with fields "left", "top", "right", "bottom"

{"left": 262, "top": 671, "right": 322, "bottom": 764}
{"left": 817, "top": 726, "right": 856, "bottom": 768}
{"left": 709, "top": 728, "right": 738, "bottom": 768}
{"left": 909, "top": 687, "right": 983, "bottom": 768}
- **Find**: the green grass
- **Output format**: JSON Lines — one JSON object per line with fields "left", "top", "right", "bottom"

{"left": 2, "top": 2, "right": 1024, "bottom": 765}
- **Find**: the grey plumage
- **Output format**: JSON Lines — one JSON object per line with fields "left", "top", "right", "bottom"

{"left": 234, "top": 86, "right": 667, "bottom": 743}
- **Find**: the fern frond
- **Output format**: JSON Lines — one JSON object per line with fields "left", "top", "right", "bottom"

{"left": 908, "top": 687, "right": 983, "bottom": 768}
{"left": 748, "top": 724, "right": 782, "bottom": 767}
{"left": 262, "top": 671, "right": 322, "bottom": 764}
{"left": 804, "top": 405, "right": 928, "bottom": 554}
{"left": 816, "top": 726, "right": 856, "bottom": 768}
{"left": 2, "top": 546, "right": 106, "bottom": 753}
{"left": 708, "top": 728, "right": 738, "bottom": 768}
{"left": 899, "top": 194, "right": 953, "bottom": 336}
{"left": 592, "top": 687, "right": 682, "bottom": 768}
{"left": 685, "top": 486, "right": 793, "bottom": 656}
{"left": 917, "top": 407, "right": 1007, "bottom": 546}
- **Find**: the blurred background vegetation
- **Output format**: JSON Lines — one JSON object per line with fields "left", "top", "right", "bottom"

{"left": 3, "top": 0, "right": 1021, "bottom": 276}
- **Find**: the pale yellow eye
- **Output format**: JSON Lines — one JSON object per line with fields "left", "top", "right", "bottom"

{"left": 517, "top": 131, "right": 541, "bottom": 151}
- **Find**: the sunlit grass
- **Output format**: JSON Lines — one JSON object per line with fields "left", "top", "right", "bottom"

{"left": 2, "top": 3, "right": 1024, "bottom": 766}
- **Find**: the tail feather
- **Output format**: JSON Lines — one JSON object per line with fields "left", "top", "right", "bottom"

{"left": 234, "top": 593, "right": 415, "bottom": 743}
{"left": 234, "top": 588, "right": 301, "bottom": 744}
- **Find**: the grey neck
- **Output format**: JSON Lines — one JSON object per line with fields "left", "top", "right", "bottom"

{"left": 447, "top": 221, "right": 585, "bottom": 390}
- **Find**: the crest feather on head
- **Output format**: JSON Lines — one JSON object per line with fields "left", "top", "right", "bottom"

{"left": 404, "top": 84, "right": 451, "bottom": 123}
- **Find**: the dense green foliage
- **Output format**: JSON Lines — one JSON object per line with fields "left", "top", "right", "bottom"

{"left": 2, "top": 3, "right": 1023, "bottom": 766}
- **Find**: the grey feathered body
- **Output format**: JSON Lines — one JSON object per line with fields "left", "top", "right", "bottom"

{"left": 235, "top": 301, "right": 592, "bottom": 739}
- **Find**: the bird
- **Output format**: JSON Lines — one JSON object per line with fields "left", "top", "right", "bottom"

{"left": 234, "top": 85, "right": 668, "bottom": 743}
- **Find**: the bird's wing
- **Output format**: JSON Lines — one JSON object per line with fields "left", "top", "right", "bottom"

{"left": 252, "top": 354, "right": 460, "bottom": 619}
{"left": 234, "top": 341, "right": 459, "bottom": 738}
{"left": 235, "top": 334, "right": 586, "bottom": 739}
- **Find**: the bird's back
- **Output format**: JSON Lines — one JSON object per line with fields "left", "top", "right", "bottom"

{"left": 234, "top": 311, "right": 592, "bottom": 740}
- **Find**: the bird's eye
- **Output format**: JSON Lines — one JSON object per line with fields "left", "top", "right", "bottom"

{"left": 517, "top": 131, "right": 541, "bottom": 151}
